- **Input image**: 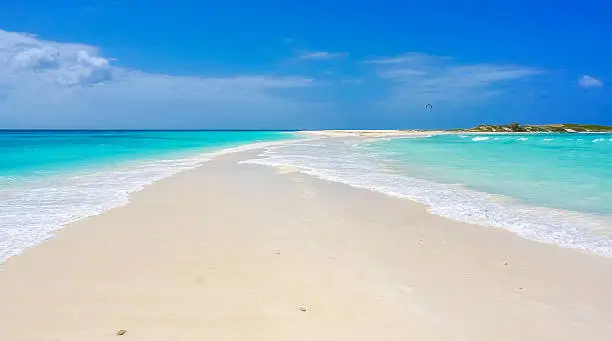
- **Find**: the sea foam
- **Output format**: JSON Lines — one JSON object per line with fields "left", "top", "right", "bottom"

{"left": 242, "top": 138, "right": 612, "bottom": 258}
{"left": 472, "top": 136, "right": 490, "bottom": 141}
{"left": 0, "top": 138, "right": 299, "bottom": 266}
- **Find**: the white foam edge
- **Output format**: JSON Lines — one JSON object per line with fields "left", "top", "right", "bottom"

{"left": 0, "top": 136, "right": 314, "bottom": 267}
{"left": 240, "top": 144, "right": 612, "bottom": 258}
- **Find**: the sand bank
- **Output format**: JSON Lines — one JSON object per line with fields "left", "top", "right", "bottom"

{"left": 300, "top": 129, "right": 448, "bottom": 138}
{"left": 299, "top": 130, "right": 564, "bottom": 138}
{"left": 0, "top": 150, "right": 611, "bottom": 341}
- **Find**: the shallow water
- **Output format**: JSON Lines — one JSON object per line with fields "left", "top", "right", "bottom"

{"left": 244, "top": 133, "right": 612, "bottom": 257}
{"left": 367, "top": 134, "right": 612, "bottom": 215}
{"left": 0, "top": 130, "right": 293, "bottom": 264}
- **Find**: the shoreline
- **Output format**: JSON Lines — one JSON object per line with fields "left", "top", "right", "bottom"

{"left": 2, "top": 132, "right": 610, "bottom": 265}
{"left": 0, "top": 137, "right": 309, "bottom": 266}
{"left": 299, "top": 130, "right": 447, "bottom": 138}
{"left": 245, "top": 136, "right": 612, "bottom": 259}
{"left": 1, "top": 148, "right": 611, "bottom": 340}
{"left": 300, "top": 129, "right": 612, "bottom": 138}
{"left": 2, "top": 132, "right": 610, "bottom": 267}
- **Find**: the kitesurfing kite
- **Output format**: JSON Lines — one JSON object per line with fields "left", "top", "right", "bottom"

{"left": 425, "top": 103, "right": 432, "bottom": 110}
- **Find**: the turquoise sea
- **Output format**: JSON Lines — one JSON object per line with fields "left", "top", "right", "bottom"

{"left": 245, "top": 133, "right": 612, "bottom": 257}
{"left": 3, "top": 131, "right": 612, "bottom": 263}
{"left": 0, "top": 130, "right": 293, "bottom": 264}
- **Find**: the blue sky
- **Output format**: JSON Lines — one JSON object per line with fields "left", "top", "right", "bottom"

{"left": 0, "top": 1, "right": 610, "bottom": 129}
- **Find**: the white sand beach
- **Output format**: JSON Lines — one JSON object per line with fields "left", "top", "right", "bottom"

{"left": 0, "top": 149, "right": 611, "bottom": 341}
{"left": 300, "top": 129, "right": 448, "bottom": 138}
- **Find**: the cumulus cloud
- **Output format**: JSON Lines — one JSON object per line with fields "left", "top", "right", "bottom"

{"left": 297, "top": 51, "right": 348, "bottom": 60}
{"left": 370, "top": 52, "right": 542, "bottom": 105}
{"left": 0, "top": 30, "right": 558, "bottom": 129}
{"left": 0, "top": 30, "right": 315, "bottom": 129}
{"left": 1, "top": 30, "right": 115, "bottom": 86}
{"left": 578, "top": 75, "right": 603, "bottom": 88}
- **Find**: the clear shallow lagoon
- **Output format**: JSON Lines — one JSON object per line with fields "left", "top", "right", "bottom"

{"left": 368, "top": 134, "right": 612, "bottom": 216}
{"left": 245, "top": 133, "right": 612, "bottom": 257}
{"left": 0, "top": 130, "right": 293, "bottom": 264}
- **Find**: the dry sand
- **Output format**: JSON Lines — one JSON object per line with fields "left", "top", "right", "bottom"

{"left": 0, "top": 150, "right": 611, "bottom": 341}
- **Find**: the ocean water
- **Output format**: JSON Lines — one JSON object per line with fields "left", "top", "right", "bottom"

{"left": 244, "top": 133, "right": 612, "bottom": 257}
{"left": 0, "top": 130, "right": 293, "bottom": 264}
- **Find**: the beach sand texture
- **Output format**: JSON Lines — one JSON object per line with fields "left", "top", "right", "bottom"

{"left": 1, "top": 150, "right": 611, "bottom": 340}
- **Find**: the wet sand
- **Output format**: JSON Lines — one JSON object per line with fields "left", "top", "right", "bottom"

{"left": 0, "top": 150, "right": 611, "bottom": 341}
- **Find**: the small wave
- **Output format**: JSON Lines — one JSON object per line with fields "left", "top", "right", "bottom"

{"left": 516, "top": 137, "right": 528, "bottom": 141}
{"left": 542, "top": 138, "right": 554, "bottom": 141}
{"left": 592, "top": 138, "right": 605, "bottom": 143}
{"left": 242, "top": 140, "right": 612, "bottom": 258}
{"left": 0, "top": 137, "right": 305, "bottom": 266}
{"left": 472, "top": 137, "right": 489, "bottom": 141}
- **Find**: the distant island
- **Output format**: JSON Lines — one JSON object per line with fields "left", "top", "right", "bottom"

{"left": 452, "top": 123, "right": 612, "bottom": 133}
{"left": 302, "top": 124, "right": 612, "bottom": 138}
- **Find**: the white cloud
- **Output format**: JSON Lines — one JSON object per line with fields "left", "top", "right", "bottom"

{"left": 363, "top": 52, "right": 451, "bottom": 65}
{"left": 341, "top": 78, "right": 364, "bottom": 84}
{"left": 0, "top": 30, "right": 115, "bottom": 86}
{"left": 0, "top": 30, "right": 315, "bottom": 129}
{"left": 370, "top": 53, "right": 542, "bottom": 105}
{"left": 364, "top": 56, "right": 414, "bottom": 64}
{"left": 297, "top": 51, "right": 348, "bottom": 60}
{"left": 0, "top": 30, "right": 559, "bottom": 128}
{"left": 377, "top": 68, "right": 427, "bottom": 78}
{"left": 578, "top": 75, "right": 603, "bottom": 88}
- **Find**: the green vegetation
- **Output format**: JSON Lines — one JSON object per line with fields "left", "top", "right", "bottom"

{"left": 508, "top": 122, "right": 522, "bottom": 132}
{"left": 453, "top": 123, "right": 612, "bottom": 133}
